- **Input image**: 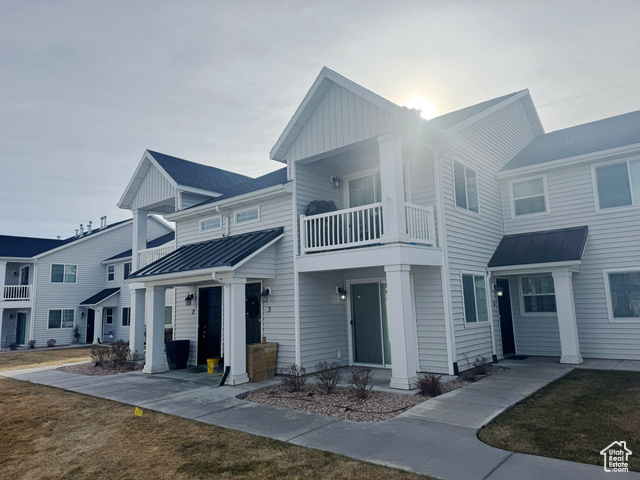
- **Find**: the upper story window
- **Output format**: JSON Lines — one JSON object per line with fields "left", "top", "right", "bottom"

{"left": 107, "top": 265, "right": 115, "bottom": 282}
{"left": 347, "top": 172, "right": 381, "bottom": 208}
{"left": 235, "top": 207, "right": 260, "bottom": 224}
{"left": 520, "top": 275, "right": 556, "bottom": 314}
{"left": 606, "top": 270, "right": 640, "bottom": 321}
{"left": 200, "top": 215, "right": 222, "bottom": 232}
{"left": 124, "top": 262, "right": 132, "bottom": 280}
{"left": 510, "top": 176, "right": 548, "bottom": 216}
{"left": 51, "top": 264, "right": 77, "bottom": 284}
{"left": 48, "top": 309, "right": 74, "bottom": 329}
{"left": 454, "top": 161, "right": 479, "bottom": 213}
{"left": 462, "top": 273, "right": 489, "bottom": 324}
{"left": 595, "top": 160, "right": 640, "bottom": 209}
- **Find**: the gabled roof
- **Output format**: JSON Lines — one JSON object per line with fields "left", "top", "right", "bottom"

{"left": 501, "top": 110, "right": 640, "bottom": 172}
{"left": 488, "top": 226, "right": 588, "bottom": 269}
{"left": 429, "top": 92, "right": 522, "bottom": 130}
{"left": 79, "top": 288, "right": 120, "bottom": 307}
{"left": 128, "top": 227, "right": 284, "bottom": 280}
{"left": 104, "top": 231, "right": 176, "bottom": 262}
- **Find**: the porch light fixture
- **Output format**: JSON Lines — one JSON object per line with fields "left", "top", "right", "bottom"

{"left": 493, "top": 283, "right": 504, "bottom": 297}
{"left": 336, "top": 286, "right": 347, "bottom": 300}
{"left": 81, "top": 312, "right": 85, "bottom": 318}
{"left": 184, "top": 293, "right": 195, "bottom": 306}
{"left": 12, "top": 271, "right": 17, "bottom": 276}
{"left": 8, "top": 313, "right": 13, "bottom": 319}
{"left": 260, "top": 288, "right": 271, "bottom": 302}
{"left": 330, "top": 175, "right": 341, "bottom": 188}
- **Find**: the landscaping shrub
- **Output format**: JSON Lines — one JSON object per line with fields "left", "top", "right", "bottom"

{"left": 417, "top": 374, "right": 443, "bottom": 397}
{"left": 46, "top": 339, "right": 56, "bottom": 348}
{"left": 72, "top": 325, "right": 82, "bottom": 344}
{"left": 128, "top": 350, "right": 142, "bottom": 363}
{"left": 473, "top": 355, "right": 489, "bottom": 375}
{"left": 349, "top": 368, "right": 373, "bottom": 400}
{"left": 91, "top": 345, "right": 111, "bottom": 367}
{"left": 164, "top": 328, "right": 173, "bottom": 344}
{"left": 111, "top": 340, "right": 130, "bottom": 366}
{"left": 314, "top": 361, "right": 343, "bottom": 394}
{"left": 281, "top": 364, "right": 307, "bottom": 392}
{"left": 9, "top": 343, "right": 17, "bottom": 351}
{"left": 28, "top": 340, "right": 36, "bottom": 349}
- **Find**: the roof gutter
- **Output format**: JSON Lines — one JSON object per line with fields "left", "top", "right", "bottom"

{"left": 488, "top": 260, "right": 581, "bottom": 273}
{"left": 125, "top": 266, "right": 235, "bottom": 285}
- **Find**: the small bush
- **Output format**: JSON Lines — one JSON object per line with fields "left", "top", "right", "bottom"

{"left": 314, "top": 361, "right": 343, "bottom": 394}
{"left": 28, "top": 340, "right": 36, "bottom": 349}
{"left": 417, "top": 374, "right": 443, "bottom": 397}
{"left": 281, "top": 364, "right": 307, "bottom": 392}
{"left": 473, "top": 356, "right": 489, "bottom": 375}
{"left": 461, "top": 368, "right": 478, "bottom": 382}
{"left": 111, "top": 340, "right": 130, "bottom": 366}
{"left": 91, "top": 345, "right": 111, "bottom": 367}
{"left": 164, "top": 328, "right": 173, "bottom": 344}
{"left": 349, "top": 368, "right": 373, "bottom": 400}
{"left": 128, "top": 350, "right": 142, "bottom": 363}
{"left": 9, "top": 343, "right": 17, "bottom": 351}
{"left": 46, "top": 339, "right": 56, "bottom": 348}
{"left": 72, "top": 325, "right": 81, "bottom": 344}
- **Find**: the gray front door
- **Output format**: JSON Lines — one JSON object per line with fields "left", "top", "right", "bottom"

{"left": 351, "top": 282, "right": 391, "bottom": 366}
{"left": 16, "top": 312, "right": 26, "bottom": 345}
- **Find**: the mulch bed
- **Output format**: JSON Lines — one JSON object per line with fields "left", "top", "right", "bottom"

{"left": 58, "top": 362, "right": 143, "bottom": 376}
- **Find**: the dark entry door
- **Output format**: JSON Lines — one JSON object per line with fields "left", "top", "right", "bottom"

{"left": 198, "top": 287, "right": 222, "bottom": 365}
{"left": 352, "top": 283, "right": 385, "bottom": 365}
{"left": 497, "top": 278, "right": 516, "bottom": 356}
{"left": 86, "top": 309, "right": 95, "bottom": 344}
{"left": 16, "top": 312, "right": 26, "bottom": 345}
{"left": 245, "top": 283, "right": 262, "bottom": 344}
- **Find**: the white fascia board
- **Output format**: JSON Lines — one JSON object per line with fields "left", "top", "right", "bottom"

{"left": 175, "top": 185, "right": 224, "bottom": 197}
{"left": 520, "top": 92, "right": 545, "bottom": 135}
{"left": 489, "top": 260, "right": 581, "bottom": 274}
{"left": 0, "top": 256, "right": 36, "bottom": 262}
{"left": 101, "top": 256, "right": 132, "bottom": 265}
{"left": 117, "top": 152, "right": 154, "bottom": 209}
{"left": 125, "top": 267, "right": 234, "bottom": 285}
{"left": 79, "top": 289, "right": 120, "bottom": 307}
{"left": 496, "top": 143, "right": 640, "bottom": 179}
{"left": 164, "top": 183, "right": 292, "bottom": 221}
{"left": 226, "top": 233, "right": 283, "bottom": 275}
{"left": 33, "top": 220, "right": 132, "bottom": 260}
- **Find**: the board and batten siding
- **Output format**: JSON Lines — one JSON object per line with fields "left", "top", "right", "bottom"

{"left": 500, "top": 157, "right": 640, "bottom": 360}
{"left": 130, "top": 164, "right": 176, "bottom": 211}
{"left": 442, "top": 100, "right": 538, "bottom": 367}
{"left": 288, "top": 82, "right": 395, "bottom": 163}
{"left": 172, "top": 194, "right": 296, "bottom": 369}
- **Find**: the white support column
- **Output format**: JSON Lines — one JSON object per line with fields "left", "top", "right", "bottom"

{"left": 378, "top": 132, "right": 407, "bottom": 243}
{"left": 0, "top": 261, "right": 6, "bottom": 299}
{"left": 221, "top": 275, "right": 249, "bottom": 385}
{"left": 131, "top": 210, "right": 148, "bottom": 271}
{"left": 0, "top": 308, "right": 4, "bottom": 351}
{"left": 552, "top": 269, "right": 583, "bottom": 364}
{"left": 93, "top": 307, "right": 104, "bottom": 345}
{"left": 143, "top": 286, "right": 167, "bottom": 374}
{"left": 27, "top": 308, "right": 34, "bottom": 343}
{"left": 385, "top": 264, "right": 418, "bottom": 390}
{"left": 129, "top": 287, "right": 146, "bottom": 356}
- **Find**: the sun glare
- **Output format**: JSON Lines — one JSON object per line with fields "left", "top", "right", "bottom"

{"left": 404, "top": 96, "right": 438, "bottom": 120}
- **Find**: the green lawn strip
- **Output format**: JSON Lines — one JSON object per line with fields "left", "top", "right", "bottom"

{"left": 478, "top": 369, "right": 640, "bottom": 471}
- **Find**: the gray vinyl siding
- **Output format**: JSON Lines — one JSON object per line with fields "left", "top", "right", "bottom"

{"left": 442, "top": 101, "right": 537, "bottom": 368}
{"left": 130, "top": 164, "right": 176, "bottom": 211}
{"left": 181, "top": 192, "right": 214, "bottom": 210}
{"left": 501, "top": 157, "right": 640, "bottom": 360}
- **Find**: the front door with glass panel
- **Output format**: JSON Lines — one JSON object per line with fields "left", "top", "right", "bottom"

{"left": 350, "top": 282, "right": 391, "bottom": 366}
{"left": 16, "top": 312, "right": 27, "bottom": 345}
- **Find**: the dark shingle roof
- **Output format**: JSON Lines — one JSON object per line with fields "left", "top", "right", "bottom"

{"left": 79, "top": 288, "right": 120, "bottom": 306}
{"left": 148, "top": 150, "right": 252, "bottom": 194}
{"left": 488, "top": 226, "right": 589, "bottom": 268}
{"left": 429, "top": 91, "right": 522, "bottom": 131}
{"left": 502, "top": 110, "right": 640, "bottom": 171}
{"left": 129, "top": 228, "right": 284, "bottom": 279}
{"left": 104, "top": 231, "right": 175, "bottom": 262}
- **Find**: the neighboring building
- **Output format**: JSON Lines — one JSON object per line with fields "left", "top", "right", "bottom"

{"left": 0, "top": 217, "right": 173, "bottom": 349}
{"left": 118, "top": 67, "right": 640, "bottom": 389}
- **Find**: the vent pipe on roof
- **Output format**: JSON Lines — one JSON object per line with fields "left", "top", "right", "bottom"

{"left": 87, "top": 221, "right": 92, "bottom": 234}
{"left": 75, "top": 229, "right": 79, "bottom": 237}
{"left": 79, "top": 224, "right": 84, "bottom": 235}
{"left": 57, "top": 236, "right": 61, "bottom": 240}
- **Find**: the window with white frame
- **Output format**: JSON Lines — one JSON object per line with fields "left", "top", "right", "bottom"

{"left": 511, "top": 176, "right": 548, "bottom": 216}
{"left": 164, "top": 306, "right": 173, "bottom": 326}
{"left": 607, "top": 271, "right": 640, "bottom": 319}
{"left": 235, "top": 207, "right": 259, "bottom": 224}
{"left": 520, "top": 276, "right": 557, "bottom": 313}
{"left": 200, "top": 215, "right": 222, "bottom": 232}
{"left": 453, "top": 160, "right": 479, "bottom": 213}
{"left": 462, "top": 274, "right": 489, "bottom": 323}
{"left": 48, "top": 309, "right": 74, "bottom": 329}
{"left": 51, "top": 264, "right": 77, "bottom": 283}
{"left": 124, "top": 262, "right": 132, "bottom": 280}
{"left": 348, "top": 173, "right": 381, "bottom": 208}
{"left": 122, "top": 307, "right": 131, "bottom": 326}
{"left": 595, "top": 160, "right": 640, "bottom": 209}
{"left": 104, "top": 308, "right": 114, "bottom": 325}
{"left": 107, "top": 265, "right": 115, "bottom": 282}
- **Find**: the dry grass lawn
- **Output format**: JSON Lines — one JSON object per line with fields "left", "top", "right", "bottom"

{"left": 0, "top": 377, "right": 431, "bottom": 479}
{"left": 0, "top": 346, "right": 92, "bottom": 371}
{"left": 479, "top": 369, "right": 640, "bottom": 471}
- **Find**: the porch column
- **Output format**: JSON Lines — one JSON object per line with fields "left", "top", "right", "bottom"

{"left": 129, "top": 287, "right": 146, "bottom": 356}
{"left": 378, "top": 132, "right": 407, "bottom": 243}
{"left": 552, "top": 269, "right": 583, "bottom": 364}
{"left": 93, "top": 307, "right": 104, "bottom": 345}
{"left": 221, "top": 276, "right": 249, "bottom": 385}
{"left": 143, "top": 286, "right": 167, "bottom": 374}
{"left": 0, "top": 308, "right": 4, "bottom": 351}
{"left": 131, "top": 210, "right": 147, "bottom": 271}
{"left": 0, "top": 261, "right": 6, "bottom": 299}
{"left": 385, "top": 264, "right": 418, "bottom": 389}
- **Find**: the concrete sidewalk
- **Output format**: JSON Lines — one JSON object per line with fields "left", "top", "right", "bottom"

{"left": 3, "top": 358, "right": 639, "bottom": 480}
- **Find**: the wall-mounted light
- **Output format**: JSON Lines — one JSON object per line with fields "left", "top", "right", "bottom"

{"left": 330, "top": 175, "right": 341, "bottom": 188}
{"left": 8, "top": 313, "right": 14, "bottom": 319}
{"left": 260, "top": 287, "right": 271, "bottom": 302}
{"left": 493, "top": 283, "right": 504, "bottom": 297}
{"left": 336, "top": 286, "right": 347, "bottom": 300}
{"left": 185, "top": 293, "right": 195, "bottom": 306}
{"left": 12, "top": 271, "right": 18, "bottom": 277}
{"left": 81, "top": 311, "right": 85, "bottom": 319}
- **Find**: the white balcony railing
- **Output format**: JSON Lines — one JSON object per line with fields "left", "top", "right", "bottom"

{"left": 300, "top": 203, "right": 384, "bottom": 254}
{"left": 405, "top": 203, "right": 436, "bottom": 245}
{"left": 3, "top": 285, "right": 31, "bottom": 300}
{"left": 138, "top": 245, "right": 176, "bottom": 269}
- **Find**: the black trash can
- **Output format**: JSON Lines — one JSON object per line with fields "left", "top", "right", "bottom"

{"left": 166, "top": 340, "right": 190, "bottom": 370}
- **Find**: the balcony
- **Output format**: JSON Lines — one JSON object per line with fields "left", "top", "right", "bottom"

{"left": 3, "top": 285, "right": 31, "bottom": 301}
{"left": 300, "top": 202, "right": 436, "bottom": 255}
{"left": 138, "top": 245, "right": 176, "bottom": 269}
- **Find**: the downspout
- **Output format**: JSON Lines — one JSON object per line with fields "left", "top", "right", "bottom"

{"left": 29, "top": 261, "right": 38, "bottom": 341}
{"left": 215, "top": 206, "right": 230, "bottom": 237}
{"left": 291, "top": 159, "right": 302, "bottom": 366}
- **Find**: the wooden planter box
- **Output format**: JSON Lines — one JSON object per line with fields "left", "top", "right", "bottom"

{"left": 246, "top": 342, "right": 278, "bottom": 382}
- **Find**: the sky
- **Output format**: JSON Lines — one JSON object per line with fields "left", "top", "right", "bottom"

{"left": 1, "top": 1, "right": 639, "bottom": 238}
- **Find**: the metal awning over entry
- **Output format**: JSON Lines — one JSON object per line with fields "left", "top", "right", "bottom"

{"left": 79, "top": 288, "right": 120, "bottom": 307}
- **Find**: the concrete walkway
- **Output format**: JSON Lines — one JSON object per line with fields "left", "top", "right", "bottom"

{"left": 3, "top": 357, "right": 640, "bottom": 480}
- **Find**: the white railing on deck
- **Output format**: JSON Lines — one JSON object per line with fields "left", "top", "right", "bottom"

{"left": 405, "top": 203, "right": 436, "bottom": 245}
{"left": 138, "top": 245, "right": 176, "bottom": 269}
{"left": 3, "top": 285, "right": 30, "bottom": 300}
{"left": 300, "top": 203, "right": 384, "bottom": 254}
